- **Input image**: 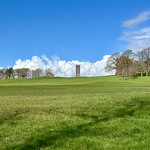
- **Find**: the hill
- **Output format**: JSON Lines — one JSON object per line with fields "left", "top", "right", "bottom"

{"left": 0, "top": 76, "right": 150, "bottom": 149}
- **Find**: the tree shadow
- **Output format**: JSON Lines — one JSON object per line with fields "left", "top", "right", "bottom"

{"left": 8, "top": 97, "right": 150, "bottom": 150}
{"left": 114, "top": 97, "right": 150, "bottom": 117}
{"left": 0, "top": 107, "right": 29, "bottom": 125}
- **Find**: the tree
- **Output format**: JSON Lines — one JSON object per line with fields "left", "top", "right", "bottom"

{"left": 105, "top": 52, "right": 137, "bottom": 78}
{"left": 123, "top": 49, "right": 135, "bottom": 57}
{"left": 5, "top": 68, "right": 13, "bottom": 79}
{"left": 45, "top": 68, "right": 54, "bottom": 77}
{"left": 137, "top": 47, "right": 150, "bottom": 76}
{"left": 105, "top": 53, "right": 121, "bottom": 74}
{"left": 32, "top": 69, "right": 42, "bottom": 78}
{"left": 0, "top": 69, "right": 6, "bottom": 79}
{"left": 137, "top": 50, "right": 145, "bottom": 76}
{"left": 13, "top": 68, "right": 29, "bottom": 78}
{"left": 19, "top": 68, "right": 29, "bottom": 78}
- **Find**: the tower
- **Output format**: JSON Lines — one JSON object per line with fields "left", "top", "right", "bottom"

{"left": 76, "top": 65, "right": 80, "bottom": 77}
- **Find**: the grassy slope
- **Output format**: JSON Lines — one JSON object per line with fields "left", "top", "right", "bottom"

{"left": 0, "top": 76, "right": 150, "bottom": 150}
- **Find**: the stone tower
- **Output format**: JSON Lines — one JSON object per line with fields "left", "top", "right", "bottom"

{"left": 76, "top": 65, "right": 80, "bottom": 77}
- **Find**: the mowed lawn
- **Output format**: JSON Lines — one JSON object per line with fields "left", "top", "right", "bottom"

{"left": 0, "top": 76, "right": 150, "bottom": 150}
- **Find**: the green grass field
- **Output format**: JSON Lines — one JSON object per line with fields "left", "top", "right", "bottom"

{"left": 0, "top": 76, "right": 150, "bottom": 150}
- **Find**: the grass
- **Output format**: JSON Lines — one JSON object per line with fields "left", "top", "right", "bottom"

{"left": 0, "top": 76, "right": 150, "bottom": 150}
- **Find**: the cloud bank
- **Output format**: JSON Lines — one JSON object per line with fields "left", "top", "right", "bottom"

{"left": 120, "top": 10, "right": 150, "bottom": 52}
{"left": 13, "top": 55, "right": 114, "bottom": 77}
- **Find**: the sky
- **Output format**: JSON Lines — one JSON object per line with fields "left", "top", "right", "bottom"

{"left": 1, "top": 0, "right": 150, "bottom": 76}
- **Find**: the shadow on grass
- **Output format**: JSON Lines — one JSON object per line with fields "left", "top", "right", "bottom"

{"left": 0, "top": 108, "right": 29, "bottom": 125}
{"left": 115, "top": 97, "right": 150, "bottom": 117}
{"left": 8, "top": 97, "right": 150, "bottom": 150}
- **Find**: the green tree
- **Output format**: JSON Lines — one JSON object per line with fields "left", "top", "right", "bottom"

{"left": 5, "top": 68, "right": 13, "bottom": 79}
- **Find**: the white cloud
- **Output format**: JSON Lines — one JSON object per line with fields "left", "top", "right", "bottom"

{"left": 122, "top": 10, "right": 150, "bottom": 29}
{"left": 120, "top": 27, "right": 150, "bottom": 51}
{"left": 120, "top": 10, "right": 150, "bottom": 51}
{"left": 13, "top": 55, "right": 114, "bottom": 77}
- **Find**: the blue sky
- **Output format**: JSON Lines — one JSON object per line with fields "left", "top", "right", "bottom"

{"left": 1, "top": 0, "right": 150, "bottom": 68}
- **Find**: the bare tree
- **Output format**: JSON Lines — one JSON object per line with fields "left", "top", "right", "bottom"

{"left": 32, "top": 69, "right": 42, "bottom": 78}
{"left": 0, "top": 69, "right": 6, "bottom": 79}
{"left": 137, "top": 47, "right": 150, "bottom": 76}
{"left": 123, "top": 49, "right": 135, "bottom": 57}
{"left": 105, "top": 52, "right": 137, "bottom": 78}
{"left": 20, "top": 68, "right": 30, "bottom": 78}
{"left": 45, "top": 68, "right": 54, "bottom": 77}
{"left": 105, "top": 53, "right": 121, "bottom": 74}
{"left": 13, "top": 68, "right": 29, "bottom": 78}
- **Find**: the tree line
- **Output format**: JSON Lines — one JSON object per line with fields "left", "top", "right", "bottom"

{"left": 0, "top": 68, "right": 54, "bottom": 79}
{"left": 105, "top": 48, "right": 150, "bottom": 78}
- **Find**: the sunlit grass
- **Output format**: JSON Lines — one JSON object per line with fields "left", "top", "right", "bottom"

{"left": 0, "top": 76, "right": 150, "bottom": 149}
